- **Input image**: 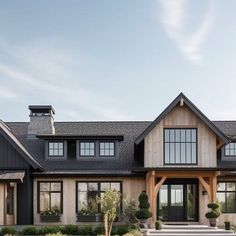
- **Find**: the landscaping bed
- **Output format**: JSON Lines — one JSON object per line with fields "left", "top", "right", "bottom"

{"left": 0, "top": 224, "right": 141, "bottom": 236}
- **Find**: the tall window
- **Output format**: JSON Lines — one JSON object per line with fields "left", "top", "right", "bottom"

{"left": 164, "top": 128, "right": 197, "bottom": 164}
{"left": 225, "top": 143, "right": 236, "bottom": 156}
{"left": 38, "top": 182, "right": 62, "bottom": 213}
{"left": 6, "top": 184, "right": 14, "bottom": 215}
{"left": 48, "top": 142, "right": 64, "bottom": 157}
{"left": 99, "top": 142, "right": 115, "bottom": 156}
{"left": 79, "top": 142, "right": 95, "bottom": 156}
{"left": 76, "top": 182, "right": 121, "bottom": 213}
{"left": 217, "top": 182, "right": 236, "bottom": 213}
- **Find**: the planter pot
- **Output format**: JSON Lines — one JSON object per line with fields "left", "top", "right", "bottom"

{"left": 139, "top": 219, "right": 149, "bottom": 229}
{"left": 225, "top": 222, "right": 231, "bottom": 230}
{"left": 209, "top": 218, "right": 217, "bottom": 227}
{"left": 77, "top": 213, "right": 103, "bottom": 222}
{"left": 40, "top": 215, "right": 60, "bottom": 222}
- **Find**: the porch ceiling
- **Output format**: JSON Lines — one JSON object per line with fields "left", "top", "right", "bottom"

{"left": 0, "top": 171, "right": 25, "bottom": 183}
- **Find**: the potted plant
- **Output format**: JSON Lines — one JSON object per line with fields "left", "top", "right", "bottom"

{"left": 135, "top": 191, "right": 152, "bottom": 229}
{"left": 40, "top": 207, "right": 61, "bottom": 222}
{"left": 155, "top": 220, "right": 162, "bottom": 230}
{"left": 224, "top": 221, "right": 231, "bottom": 230}
{"left": 77, "top": 201, "right": 102, "bottom": 222}
{"left": 205, "top": 202, "right": 220, "bottom": 227}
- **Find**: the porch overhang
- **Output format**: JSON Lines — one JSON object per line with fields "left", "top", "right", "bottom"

{"left": 0, "top": 171, "right": 25, "bottom": 183}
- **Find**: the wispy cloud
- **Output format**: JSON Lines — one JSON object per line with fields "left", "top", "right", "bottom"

{"left": 0, "top": 40, "right": 131, "bottom": 120}
{"left": 159, "top": 0, "right": 215, "bottom": 65}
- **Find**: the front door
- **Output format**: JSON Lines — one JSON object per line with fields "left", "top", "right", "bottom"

{"left": 158, "top": 180, "right": 198, "bottom": 222}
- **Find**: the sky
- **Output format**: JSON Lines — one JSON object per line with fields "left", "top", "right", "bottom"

{"left": 0, "top": 0, "right": 236, "bottom": 122}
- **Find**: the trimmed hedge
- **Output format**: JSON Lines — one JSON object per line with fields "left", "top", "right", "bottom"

{"left": 0, "top": 224, "right": 138, "bottom": 236}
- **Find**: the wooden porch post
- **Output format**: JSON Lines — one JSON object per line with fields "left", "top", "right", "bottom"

{"left": 210, "top": 174, "right": 217, "bottom": 202}
{"left": 146, "top": 171, "right": 155, "bottom": 226}
{"left": 198, "top": 176, "right": 212, "bottom": 201}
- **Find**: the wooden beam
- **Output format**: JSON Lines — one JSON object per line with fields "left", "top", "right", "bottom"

{"left": 155, "top": 171, "right": 216, "bottom": 178}
{"left": 198, "top": 176, "right": 212, "bottom": 202}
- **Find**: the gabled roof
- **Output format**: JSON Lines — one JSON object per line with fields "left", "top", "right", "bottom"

{"left": 0, "top": 120, "right": 43, "bottom": 170}
{"left": 135, "top": 93, "right": 229, "bottom": 145}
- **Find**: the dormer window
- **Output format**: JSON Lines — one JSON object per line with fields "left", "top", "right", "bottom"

{"left": 79, "top": 142, "right": 95, "bottom": 156}
{"left": 48, "top": 141, "right": 64, "bottom": 157}
{"left": 99, "top": 142, "right": 115, "bottom": 156}
{"left": 225, "top": 143, "right": 236, "bottom": 156}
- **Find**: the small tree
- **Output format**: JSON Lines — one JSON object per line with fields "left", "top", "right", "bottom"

{"left": 135, "top": 191, "right": 152, "bottom": 220}
{"left": 121, "top": 199, "right": 138, "bottom": 224}
{"left": 97, "top": 188, "right": 121, "bottom": 236}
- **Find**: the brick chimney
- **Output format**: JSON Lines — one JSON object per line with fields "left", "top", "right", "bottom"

{"left": 27, "top": 105, "right": 55, "bottom": 138}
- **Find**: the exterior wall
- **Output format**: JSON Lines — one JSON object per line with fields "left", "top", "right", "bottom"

{"left": 33, "top": 176, "right": 145, "bottom": 225}
{"left": 144, "top": 105, "right": 217, "bottom": 168}
{"left": 199, "top": 183, "right": 209, "bottom": 225}
{"left": 0, "top": 184, "right": 4, "bottom": 225}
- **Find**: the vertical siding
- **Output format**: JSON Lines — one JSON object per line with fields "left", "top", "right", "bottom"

{"left": 144, "top": 105, "right": 217, "bottom": 168}
{"left": 33, "top": 176, "right": 145, "bottom": 225}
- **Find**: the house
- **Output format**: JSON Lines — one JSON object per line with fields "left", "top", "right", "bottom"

{"left": 0, "top": 93, "right": 236, "bottom": 226}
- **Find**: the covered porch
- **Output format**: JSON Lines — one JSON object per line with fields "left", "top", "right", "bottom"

{"left": 0, "top": 171, "right": 25, "bottom": 226}
{"left": 146, "top": 170, "right": 219, "bottom": 226}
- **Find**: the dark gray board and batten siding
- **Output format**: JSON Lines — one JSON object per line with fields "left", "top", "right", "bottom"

{"left": 0, "top": 133, "right": 33, "bottom": 225}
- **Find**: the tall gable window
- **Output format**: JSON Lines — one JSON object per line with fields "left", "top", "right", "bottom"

{"left": 79, "top": 142, "right": 95, "bottom": 156}
{"left": 48, "top": 141, "right": 64, "bottom": 157}
{"left": 164, "top": 128, "right": 197, "bottom": 165}
{"left": 225, "top": 143, "right": 236, "bottom": 156}
{"left": 99, "top": 142, "right": 115, "bottom": 156}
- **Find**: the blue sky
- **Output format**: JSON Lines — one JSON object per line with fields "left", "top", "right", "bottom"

{"left": 0, "top": 0, "right": 236, "bottom": 121}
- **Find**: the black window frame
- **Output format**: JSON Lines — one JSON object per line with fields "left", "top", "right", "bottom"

{"left": 224, "top": 143, "right": 236, "bottom": 156}
{"left": 164, "top": 128, "right": 198, "bottom": 165}
{"left": 6, "top": 184, "right": 14, "bottom": 215}
{"left": 37, "top": 181, "right": 63, "bottom": 213}
{"left": 79, "top": 141, "right": 95, "bottom": 157}
{"left": 48, "top": 141, "right": 64, "bottom": 157}
{"left": 217, "top": 181, "right": 236, "bottom": 213}
{"left": 76, "top": 181, "right": 122, "bottom": 213}
{"left": 99, "top": 141, "right": 115, "bottom": 157}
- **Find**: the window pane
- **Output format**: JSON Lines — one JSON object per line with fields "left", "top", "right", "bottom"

{"left": 165, "top": 143, "right": 169, "bottom": 164}
{"left": 217, "top": 182, "right": 226, "bottom": 191}
{"left": 181, "top": 130, "right": 186, "bottom": 142}
{"left": 186, "top": 130, "right": 191, "bottom": 142}
{"left": 175, "top": 130, "right": 180, "bottom": 142}
{"left": 90, "top": 142, "right": 95, "bottom": 149}
{"left": 88, "top": 183, "right": 98, "bottom": 191}
{"left": 217, "top": 192, "right": 226, "bottom": 212}
{"left": 51, "top": 193, "right": 61, "bottom": 211}
{"left": 49, "top": 149, "right": 54, "bottom": 156}
{"left": 80, "top": 142, "right": 84, "bottom": 149}
{"left": 54, "top": 149, "right": 59, "bottom": 156}
{"left": 175, "top": 143, "right": 180, "bottom": 163}
{"left": 110, "top": 149, "right": 115, "bottom": 156}
{"left": 227, "top": 183, "right": 236, "bottom": 191}
{"left": 54, "top": 143, "right": 59, "bottom": 148}
{"left": 40, "top": 183, "right": 50, "bottom": 191}
{"left": 110, "top": 142, "right": 114, "bottom": 149}
{"left": 51, "top": 183, "right": 61, "bottom": 191}
{"left": 191, "top": 143, "right": 197, "bottom": 163}
{"left": 169, "top": 143, "right": 175, "bottom": 163}
{"left": 49, "top": 142, "right": 54, "bottom": 149}
{"left": 40, "top": 192, "right": 50, "bottom": 211}
{"left": 186, "top": 143, "right": 191, "bottom": 163}
{"left": 58, "top": 149, "right": 63, "bottom": 156}
{"left": 78, "top": 192, "right": 87, "bottom": 211}
{"left": 191, "top": 130, "right": 196, "bottom": 142}
{"left": 100, "top": 143, "right": 104, "bottom": 149}
{"left": 226, "top": 193, "right": 236, "bottom": 213}
{"left": 90, "top": 149, "right": 95, "bottom": 156}
{"left": 58, "top": 142, "right": 63, "bottom": 149}
{"left": 100, "top": 150, "right": 105, "bottom": 156}
{"left": 181, "top": 143, "right": 186, "bottom": 164}
{"left": 170, "top": 130, "right": 175, "bottom": 142}
{"left": 78, "top": 183, "right": 87, "bottom": 191}
{"left": 165, "top": 130, "right": 169, "bottom": 142}
{"left": 111, "top": 183, "right": 120, "bottom": 191}
{"left": 101, "top": 183, "right": 110, "bottom": 191}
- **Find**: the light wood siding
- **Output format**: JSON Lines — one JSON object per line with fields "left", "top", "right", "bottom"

{"left": 33, "top": 177, "right": 145, "bottom": 225}
{"left": 0, "top": 184, "right": 4, "bottom": 225}
{"left": 144, "top": 105, "right": 217, "bottom": 168}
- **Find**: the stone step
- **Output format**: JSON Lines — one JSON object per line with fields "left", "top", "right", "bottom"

{"left": 148, "top": 229, "right": 234, "bottom": 234}
{"left": 147, "top": 234, "right": 234, "bottom": 236}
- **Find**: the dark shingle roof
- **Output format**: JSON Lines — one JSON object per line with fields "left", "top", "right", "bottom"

{"left": 5, "top": 120, "right": 236, "bottom": 172}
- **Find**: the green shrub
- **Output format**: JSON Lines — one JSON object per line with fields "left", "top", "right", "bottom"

{"left": 45, "top": 233, "right": 64, "bottom": 236}
{"left": 205, "top": 202, "right": 221, "bottom": 219}
{"left": 138, "top": 191, "right": 150, "bottom": 209}
{"left": 78, "top": 225, "right": 93, "bottom": 235}
{"left": 207, "top": 202, "right": 220, "bottom": 211}
{"left": 117, "top": 225, "right": 130, "bottom": 235}
{"left": 21, "top": 226, "right": 38, "bottom": 235}
{"left": 135, "top": 191, "right": 152, "bottom": 220}
{"left": 128, "top": 229, "right": 142, "bottom": 236}
{"left": 40, "top": 226, "right": 62, "bottom": 235}
{"left": 155, "top": 220, "right": 162, "bottom": 230}
{"left": 0, "top": 227, "right": 17, "bottom": 235}
{"left": 61, "top": 225, "right": 79, "bottom": 235}
{"left": 93, "top": 225, "right": 104, "bottom": 235}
